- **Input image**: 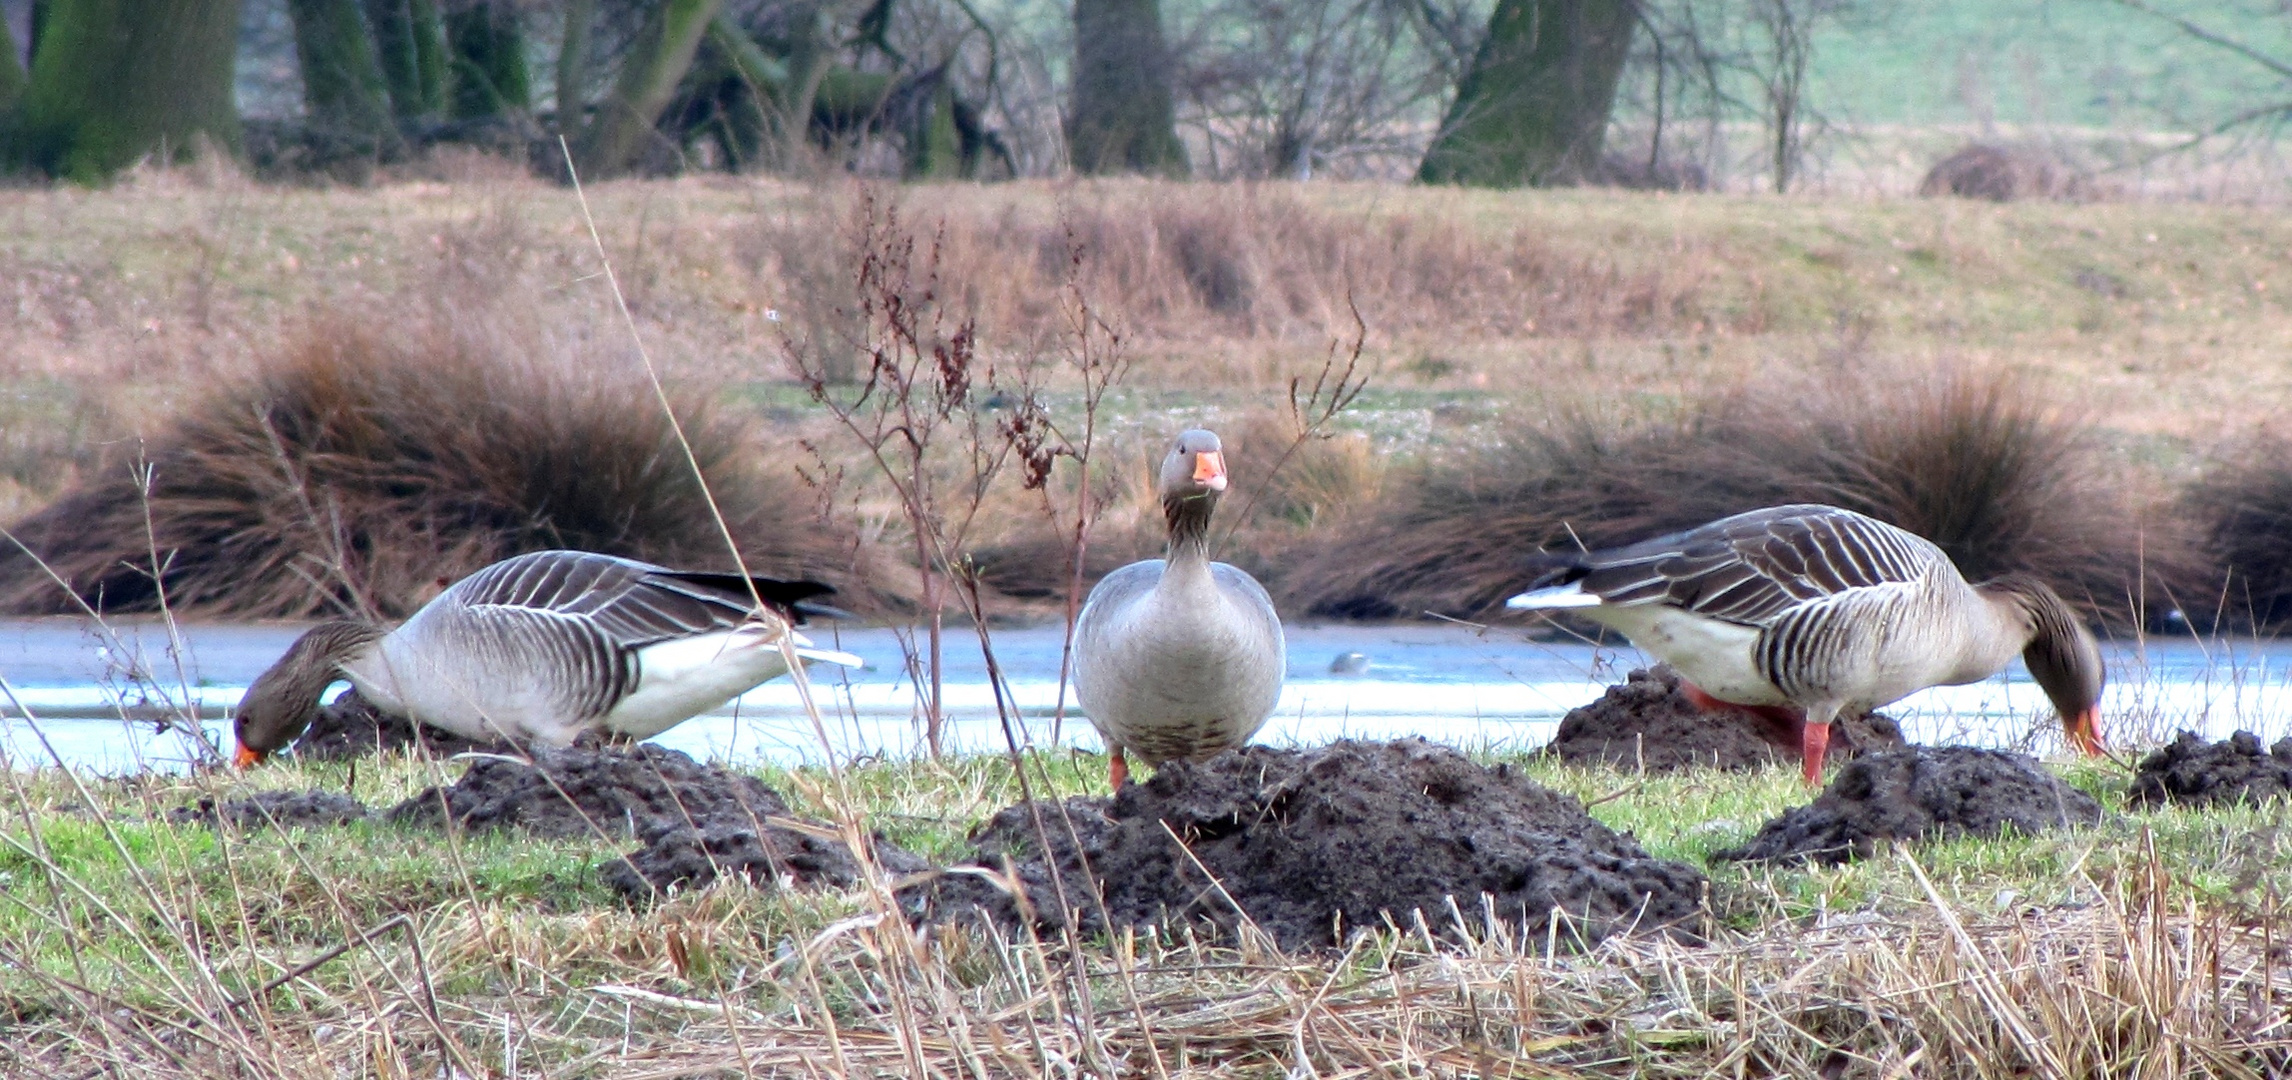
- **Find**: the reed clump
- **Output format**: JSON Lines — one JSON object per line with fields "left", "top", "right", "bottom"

{"left": 0, "top": 314, "right": 862, "bottom": 618}
{"left": 2182, "top": 436, "right": 2292, "bottom": 630}
{"left": 1279, "top": 369, "right": 2178, "bottom": 625}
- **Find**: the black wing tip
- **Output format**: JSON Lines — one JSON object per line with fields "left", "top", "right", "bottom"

{"left": 652, "top": 570, "right": 841, "bottom": 621}
{"left": 1521, "top": 550, "right": 1591, "bottom": 587}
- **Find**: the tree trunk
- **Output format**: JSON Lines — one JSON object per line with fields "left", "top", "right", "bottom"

{"left": 554, "top": 0, "right": 597, "bottom": 135}
{"left": 574, "top": 0, "right": 720, "bottom": 179}
{"left": 447, "top": 0, "right": 531, "bottom": 121}
{"left": 1418, "top": 0, "right": 1637, "bottom": 187}
{"left": 365, "top": 0, "right": 448, "bottom": 124}
{"left": 704, "top": 15, "right": 789, "bottom": 169}
{"left": 288, "top": 0, "right": 400, "bottom": 153}
{"left": 1066, "top": 0, "right": 1187, "bottom": 176}
{"left": 13, "top": 0, "right": 243, "bottom": 181}
{"left": 0, "top": 9, "right": 26, "bottom": 114}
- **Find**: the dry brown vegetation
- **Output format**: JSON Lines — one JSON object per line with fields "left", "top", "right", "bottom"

{"left": 3, "top": 172, "right": 2292, "bottom": 620}
{"left": 1278, "top": 369, "right": 2202, "bottom": 627}
{"left": 0, "top": 314, "right": 872, "bottom": 618}
{"left": 2184, "top": 439, "right": 2292, "bottom": 631}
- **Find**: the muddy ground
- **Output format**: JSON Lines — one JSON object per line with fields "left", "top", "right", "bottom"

{"left": 1542, "top": 666, "right": 1905, "bottom": 772}
{"left": 2129, "top": 731, "right": 2292, "bottom": 809}
{"left": 902, "top": 738, "right": 1708, "bottom": 950}
{"left": 1715, "top": 747, "right": 2106, "bottom": 865}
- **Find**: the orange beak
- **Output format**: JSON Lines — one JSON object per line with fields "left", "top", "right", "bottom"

{"left": 1192, "top": 450, "right": 1228, "bottom": 492}
{"left": 233, "top": 744, "right": 267, "bottom": 769}
{"left": 2064, "top": 707, "right": 2105, "bottom": 756}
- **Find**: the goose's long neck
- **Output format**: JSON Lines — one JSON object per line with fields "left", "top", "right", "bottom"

{"left": 1164, "top": 491, "right": 1218, "bottom": 574}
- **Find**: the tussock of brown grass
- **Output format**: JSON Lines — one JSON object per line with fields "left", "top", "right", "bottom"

{"left": 1281, "top": 369, "right": 2181, "bottom": 626}
{"left": 2183, "top": 436, "right": 2292, "bottom": 631}
{"left": 0, "top": 314, "right": 871, "bottom": 618}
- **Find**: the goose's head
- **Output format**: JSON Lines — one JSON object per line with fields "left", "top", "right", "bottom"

{"left": 1159, "top": 429, "right": 1228, "bottom": 501}
{"left": 1986, "top": 575, "right": 2106, "bottom": 756}
{"left": 232, "top": 620, "right": 384, "bottom": 768}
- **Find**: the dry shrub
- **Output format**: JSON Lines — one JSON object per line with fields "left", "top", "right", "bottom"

{"left": 0, "top": 316, "right": 869, "bottom": 618}
{"left": 1281, "top": 369, "right": 2174, "bottom": 625}
{"left": 2182, "top": 437, "right": 2292, "bottom": 630}
{"left": 754, "top": 183, "right": 1738, "bottom": 354}
{"left": 1918, "top": 144, "right": 2093, "bottom": 202}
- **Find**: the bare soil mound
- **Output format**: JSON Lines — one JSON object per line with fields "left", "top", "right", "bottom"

{"left": 386, "top": 744, "right": 790, "bottom": 840}
{"left": 168, "top": 790, "right": 372, "bottom": 830}
{"left": 289, "top": 689, "right": 501, "bottom": 761}
{"left": 379, "top": 743, "right": 917, "bottom": 901}
{"left": 2129, "top": 731, "right": 2292, "bottom": 809}
{"left": 1543, "top": 666, "right": 1905, "bottom": 772}
{"left": 903, "top": 738, "right": 1707, "bottom": 951}
{"left": 1715, "top": 747, "right": 2104, "bottom": 866}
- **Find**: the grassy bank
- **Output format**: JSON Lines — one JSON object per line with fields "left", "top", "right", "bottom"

{"left": 4, "top": 173, "right": 2291, "bottom": 624}
{"left": 1, "top": 746, "right": 2287, "bottom": 1076}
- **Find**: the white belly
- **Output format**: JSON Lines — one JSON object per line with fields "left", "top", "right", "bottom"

{"left": 603, "top": 627, "right": 798, "bottom": 738}
{"left": 1585, "top": 604, "right": 1785, "bottom": 706}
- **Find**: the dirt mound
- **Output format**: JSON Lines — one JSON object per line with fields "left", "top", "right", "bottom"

{"left": 2129, "top": 731, "right": 2292, "bottom": 809}
{"left": 377, "top": 743, "right": 916, "bottom": 901}
{"left": 386, "top": 744, "right": 793, "bottom": 840}
{"left": 1918, "top": 143, "right": 2090, "bottom": 202}
{"left": 289, "top": 689, "right": 502, "bottom": 761}
{"left": 1715, "top": 747, "right": 2104, "bottom": 866}
{"left": 1543, "top": 666, "right": 1906, "bottom": 772}
{"left": 169, "top": 790, "right": 372, "bottom": 830}
{"left": 903, "top": 739, "right": 1708, "bottom": 951}
{"left": 604, "top": 819, "right": 930, "bottom": 903}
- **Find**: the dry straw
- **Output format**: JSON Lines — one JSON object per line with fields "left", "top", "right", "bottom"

{"left": 1279, "top": 366, "right": 2199, "bottom": 628}
{"left": 0, "top": 312, "right": 866, "bottom": 618}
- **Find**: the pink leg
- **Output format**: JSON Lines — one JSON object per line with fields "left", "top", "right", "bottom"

{"left": 1801, "top": 721, "right": 1831, "bottom": 787}
{"left": 1109, "top": 748, "right": 1130, "bottom": 791}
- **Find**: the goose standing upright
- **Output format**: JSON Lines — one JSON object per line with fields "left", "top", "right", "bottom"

{"left": 232, "top": 550, "right": 863, "bottom": 765}
{"left": 1506, "top": 505, "right": 2105, "bottom": 785}
{"left": 1073, "top": 430, "right": 1286, "bottom": 789}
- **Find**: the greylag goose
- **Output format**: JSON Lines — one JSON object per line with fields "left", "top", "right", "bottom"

{"left": 232, "top": 550, "right": 862, "bottom": 765}
{"left": 1506, "top": 504, "right": 2105, "bottom": 785}
{"left": 1073, "top": 429, "right": 1286, "bottom": 789}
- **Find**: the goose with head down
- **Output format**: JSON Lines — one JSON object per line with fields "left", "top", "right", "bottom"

{"left": 1073, "top": 429, "right": 1286, "bottom": 789}
{"left": 232, "top": 550, "right": 862, "bottom": 765}
{"left": 1506, "top": 504, "right": 2105, "bottom": 786}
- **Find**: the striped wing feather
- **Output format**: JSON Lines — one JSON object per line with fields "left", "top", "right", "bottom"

{"left": 447, "top": 551, "right": 827, "bottom": 649}
{"left": 1564, "top": 505, "right": 1944, "bottom": 626}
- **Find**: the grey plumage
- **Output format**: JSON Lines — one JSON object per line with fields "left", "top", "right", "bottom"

{"left": 1072, "top": 430, "right": 1286, "bottom": 782}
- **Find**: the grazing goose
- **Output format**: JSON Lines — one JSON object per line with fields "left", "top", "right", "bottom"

{"left": 1073, "top": 429, "right": 1286, "bottom": 789}
{"left": 232, "top": 550, "right": 863, "bottom": 765}
{"left": 1506, "top": 505, "right": 2105, "bottom": 785}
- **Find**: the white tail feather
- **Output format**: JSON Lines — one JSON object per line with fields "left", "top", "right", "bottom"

{"left": 1506, "top": 583, "right": 1605, "bottom": 610}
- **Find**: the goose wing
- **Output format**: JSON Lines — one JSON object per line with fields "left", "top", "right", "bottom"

{"left": 445, "top": 551, "right": 836, "bottom": 649}
{"left": 1530, "top": 505, "right": 1945, "bottom": 627}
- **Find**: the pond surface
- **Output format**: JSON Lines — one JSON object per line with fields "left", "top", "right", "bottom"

{"left": 3, "top": 619, "right": 2289, "bottom": 773}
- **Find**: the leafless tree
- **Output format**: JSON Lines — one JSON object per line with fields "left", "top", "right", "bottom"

{"left": 1171, "top": 0, "right": 1474, "bottom": 178}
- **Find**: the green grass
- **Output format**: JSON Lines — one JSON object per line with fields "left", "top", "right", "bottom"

{"left": 3, "top": 744, "right": 2290, "bottom": 1077}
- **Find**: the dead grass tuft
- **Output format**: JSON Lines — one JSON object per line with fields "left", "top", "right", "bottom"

{"left": 0, "top": 313, "right": 868, "bottom": 618}
{"left": 1281, "top": 368, "right": 2181, "bottom": 625}
{"left": 2183, "top": 435, "right": 2292, "bottom": 630}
